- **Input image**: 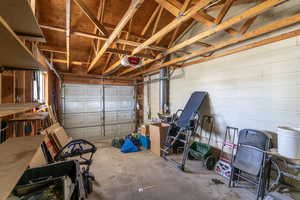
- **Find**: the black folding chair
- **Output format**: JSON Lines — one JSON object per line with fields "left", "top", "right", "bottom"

{"left": 229, "top": 129, "right": 271, "bottom": 200}
{"left": 161, "top": 91, "right": 207, "bottom": 171}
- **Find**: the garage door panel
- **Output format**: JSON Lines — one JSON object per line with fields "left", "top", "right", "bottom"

{"left": 66, "top": 126, "right": 103, "bottom": 139}
{"left": 62, "top": 83, "right": 135, "bottom": 138}
{"left": 117, "top": 111, "right": 135, "bottom": 123}
{"left": 119, "top": 123, "right": 135, "bottom": 136}
{"left": 63, "top": 113, "right": 103, "bottom": 128}
{"left": 63, "top": 100, "right": 102, "bottom": 113}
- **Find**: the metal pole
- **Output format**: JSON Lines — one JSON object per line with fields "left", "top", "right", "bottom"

{"left": 102, "top": 82, "right": 105, "bottom": 137}
{"left": 159, "top": 56, "right": 170, "bottom": 114}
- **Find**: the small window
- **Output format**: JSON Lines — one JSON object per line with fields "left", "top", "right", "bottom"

{"left": 33, "top": 71, "right": 45, "bottom": 103}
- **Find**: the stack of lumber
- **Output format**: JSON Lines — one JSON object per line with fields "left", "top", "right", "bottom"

{"left": 41, "top": 123, "right": 72, "bottom": 159}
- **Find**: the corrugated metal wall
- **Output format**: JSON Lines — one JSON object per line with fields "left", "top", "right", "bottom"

{"left": 61, "top": 83, "right": 135, "bottom": 139}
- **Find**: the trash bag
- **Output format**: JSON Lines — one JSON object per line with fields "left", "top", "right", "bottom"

{"left": 121, "top": 139, "right": 139, "bottom": 153}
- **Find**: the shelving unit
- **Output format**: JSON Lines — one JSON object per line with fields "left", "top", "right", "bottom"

{"left": 0, "top": 103, "right": 40, "bottom": 118}
{"left": 0, "top": 17, "right": 45, "bottom": 71}
{"left": 0, "top": 0, "right": 45, "bottom": 42}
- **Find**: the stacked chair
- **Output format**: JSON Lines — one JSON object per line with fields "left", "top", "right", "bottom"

{"left": 229, "top": 129, "right": 271, "bottom": 200}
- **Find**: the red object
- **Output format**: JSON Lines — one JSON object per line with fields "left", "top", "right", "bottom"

{"left": 127, "top": 56, "right": 140, "bottom": 65}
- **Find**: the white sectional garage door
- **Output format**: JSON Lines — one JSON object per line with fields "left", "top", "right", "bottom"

{"left": 61, "top": 83, "right": 135, "bottom": 139}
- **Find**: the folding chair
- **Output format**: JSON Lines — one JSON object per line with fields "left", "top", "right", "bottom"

{"left": 161, "top": 91, "right": 207, "bottom": 171}
{"left": 229, "top": 129, "right": 271, "bottom": 200}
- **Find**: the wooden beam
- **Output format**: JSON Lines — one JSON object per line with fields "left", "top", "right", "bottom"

{"left": 123, "top": 0, "right": 289, "bottom": 76}
{"left": 73, "top": 0, "right": 108, "bottom": 36}
{"left": 40, "top": 45, "right": 150, "bottom": 60}
{"left": 53, "top": 58, "right": 90, "bottom": 66}
{"left": 88, "top": 0, "right": 106, "bottom": 70}
{"left": 88, "top": 0, "right": 144, "bottom": 73}
{"left": 141, "top": 5, "right": 160, "bottom": 36}
{"left": 66, "top": 0, "right": 71, "bottom": 71}
{"left": 60, "top": 72, "right": 139, "bottom": 81}
{"left": 40, "top": 24, "right": 166, "bottom": 52}
{"left": 132, "top": 0, "right": 214, "bottom": 55}
{"left": 166, "top": 0, "right": 286, "bottom": 55}
{"left": 129, "top": 12, "right": 300, "bottom": 77}
{"left": 152, "top": 6, "right": 163, "bottom": 36}
{"left": 167, "top": 0, "right": 238, "bottom": 35}
{"left": 168, "top": 0, "right": 191, "bottom": 47}
{"left": 181, "top": 29, "right": 300, "bottom": 68}
{"left": 30, "top": 0, "right": 36, "bottom": 15}
{"left": 215, "top": 0, "right": 235, "bottom": 24}
{"left": 239, "top": 16, "right": 257, "bottom": 34}
{"left": 62, "top": 77, "right": 135, "bottom": 86}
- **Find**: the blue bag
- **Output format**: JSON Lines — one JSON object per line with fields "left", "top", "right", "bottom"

{"left": 121, "top": 139, "right": 139, "bottom": 153}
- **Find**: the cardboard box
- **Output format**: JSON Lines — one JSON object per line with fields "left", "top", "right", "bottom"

{"left": 140, "top": 125, "right": 150, "bottom": 137}
{"left": 149, "top": 123, "right": 170, "bottom": 156}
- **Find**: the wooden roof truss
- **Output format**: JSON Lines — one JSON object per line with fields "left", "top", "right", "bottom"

{"left": 38, "top": 0, "right": 300, "bottom": 78}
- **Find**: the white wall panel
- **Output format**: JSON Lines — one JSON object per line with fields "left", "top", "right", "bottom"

{"left": 168, "top": 36, "right": 300, "bottom": 148}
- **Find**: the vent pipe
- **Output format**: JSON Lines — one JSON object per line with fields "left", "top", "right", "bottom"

{"left": 159, "top": 57, "right": 170, "bottom": 114}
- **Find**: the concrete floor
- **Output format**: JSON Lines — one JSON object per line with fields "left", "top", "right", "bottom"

{"left": 88, "top": 141, "right": 255, "bottom": 200}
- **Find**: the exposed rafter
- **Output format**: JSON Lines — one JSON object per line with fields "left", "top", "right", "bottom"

{"left": 53, "top": 58, "right": 90, "bottom": 66}
{"left": 168, "top": 0, "right": 192, "bottom": 48}
{"left": 73, "top": 0, "right": 108, "bottom": 36}
{"left": 129, "top": 12, "right": 300, "bottom": 77}
{"left": 103, "top": 0, "right": 214, "bottom": 75}
{"left": 40, "top": 24, "right": 166, "bottom": 52}
{"left": 121, "top": 0, "right": 289, "bottom": 76}
{"left": 88, "top": 0, "right": 145, "bottom": 73}
{"left": 40, "top": 45, "right": 155, "bottom": 59}
{"left": 215, "top": 0, "right": 235, "bottom": 24}
{"left": 66, "top": 0, "right": 71, "bottom": 71}
{"left": 164, "top": 0, "right": 238, "bottom": 35}
{"left": 181, "top": 29, "right": 300, "bottom": 68}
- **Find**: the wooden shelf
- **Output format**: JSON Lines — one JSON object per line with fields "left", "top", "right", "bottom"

{"left": 11, "top": 112, "right": 49, "bottom": 121}
{"left": 0, "top": 103, "right": 40, "bottom": 118}
{"left": 0, "top": 17, "right": 46, "bottom": 71}
{"left": 0, "top": 0, "right": 45, "bottom": 42}
{"left": 0, "top": 135, "right": 44, "bottom": 200}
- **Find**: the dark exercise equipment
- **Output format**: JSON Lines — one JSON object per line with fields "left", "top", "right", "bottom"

{"left": 55, "top": 139, "right": 97, "bottom": 195}
{"left": 161, "top": 91, "right": 207, "bottom": 171}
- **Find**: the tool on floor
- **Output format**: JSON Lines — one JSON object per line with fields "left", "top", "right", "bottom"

{"left": 266, "top": 152, "right": 300, "bottom": 199}
{"left": 215, "top": 126, "right": 239, "bottom": 179}
{"left": 161, "top": 91, "right": 207, "bottom": 171}
{"left": 229, "top": 129, "right": 271, "bottom": 200}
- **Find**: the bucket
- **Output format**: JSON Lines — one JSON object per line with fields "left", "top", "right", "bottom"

{"left": 277, "top": 127, "right": 300, "bottom": 159}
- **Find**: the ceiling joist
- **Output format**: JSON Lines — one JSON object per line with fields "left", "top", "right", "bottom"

{"left": 103, "top": 0, "right": 214, "bottom": 75}
{"left": 130, "top": 12, "right": 300, "bottom": 77}
{"left": 66, "top": 0, "right": 71, "bottom": 71}
{"left": 121, "top": 0, "right": 289, "bottom": 76}
{"left": 73, "top": 0, "right": 109, "bottom": 36}
{"left": 40, "top": 24, "right": 166, "bottom": 52}
{"left": 89, "top": 0, "right": 145, "bottom": 73}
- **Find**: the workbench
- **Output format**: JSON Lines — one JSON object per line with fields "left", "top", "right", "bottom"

{"left": 0, "top": 135, "right": 45, "bottom": 200}
{"left": 0, "top": 103, "right": 39, "bottom": 118}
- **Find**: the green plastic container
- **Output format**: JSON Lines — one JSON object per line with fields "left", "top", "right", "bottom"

{"left": 189, "top": 142, "right": 212, "bottom": 160}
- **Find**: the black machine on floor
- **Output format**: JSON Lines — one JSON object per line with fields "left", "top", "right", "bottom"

{"left": 54, "top": 139, "right": 97, "bottom": 195}
{"left": 161, "top": 91, "right": 209, "bottom": 171}
{"left": 229, "top": 129, "right": 271, "bottom": 200}
{"left": 14, "top": 139, "right": 98, "bottom": 199}
{"left": 16, "top": 160, "right": 86, "bottom": 200}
